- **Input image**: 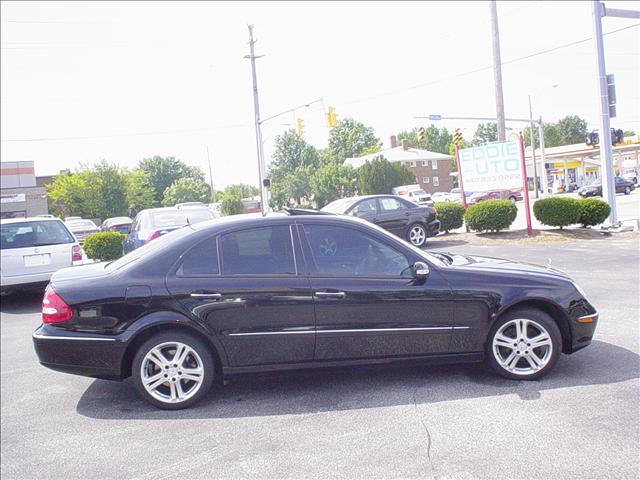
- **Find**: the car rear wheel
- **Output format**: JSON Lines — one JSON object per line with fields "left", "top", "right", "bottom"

{"left": 624, "top": 186, "right": 631, "bottom": 195}
{"left": 508, "top": 196, "right": 517, "bottom": 203}
{"left": 132, "top": 331, "right": 214, "bottom": 410}
{"left": 407, "top": 223, "right": 427, "bottom": 248}
{"left": 486, "top": 308, "right": 561, "bottom": 380}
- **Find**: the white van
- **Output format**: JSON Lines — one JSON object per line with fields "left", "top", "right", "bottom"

{"left": 1, "top": 217, "right": 82, "bottom": 293}
{"left": 392, "top": 184, "right": 433, "bottom": 205}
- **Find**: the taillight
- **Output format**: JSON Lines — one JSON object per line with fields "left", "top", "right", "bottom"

{"left": 42, "top": 286, "right": 72, "bottom": 324}
{"left": 147, "top": 230, "right": 162, "bottom": 243}
{"left": 72, "top": 244, "right": 82, "bottom": 262}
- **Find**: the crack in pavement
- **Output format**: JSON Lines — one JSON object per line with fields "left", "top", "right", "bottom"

{"left": 413, "top": 389, "right": 438, "bottom": 480}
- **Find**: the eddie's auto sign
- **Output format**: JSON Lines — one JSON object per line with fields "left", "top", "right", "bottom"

{"left": 459, "top": 142, "right": 522, "bottom": 191}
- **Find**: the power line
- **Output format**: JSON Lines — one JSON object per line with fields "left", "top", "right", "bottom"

{"left": 342, "top": 23, "right": 639, "bottom": 107}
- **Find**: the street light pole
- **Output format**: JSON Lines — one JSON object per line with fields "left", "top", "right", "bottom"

{"left": 537, "top": 118, "right": 549, "bottom": 196}
{"left": 528, "top": 95, "right": 539, "bottom": 198}
{"left": 245, "top": 25, "right": 268, "bottom": 216}
{"left": 591, "top": 1, "right": 618, "bottom": 226}
{"left": 489, "top": 0, "right": 506, "bottom": 142}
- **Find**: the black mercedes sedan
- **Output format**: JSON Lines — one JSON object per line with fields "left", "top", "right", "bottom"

{"left": 33, "top": 214, "right": 598, "bottom": 409}
{"left": 321, "top": 195, "right": 440, "bottom": 248}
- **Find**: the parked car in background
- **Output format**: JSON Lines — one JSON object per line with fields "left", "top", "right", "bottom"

{"left": 64, "top": 216, "right": 81, "bottom": 222}
{"left": 320, "top": 194, "right": 440, "bottom": 247}
{"left": 101, "top": 216, "right": 133, "bottom": 234}
{"left": 123, "top": 207, "right": 215, "bottom": 254}
{"left": 176, "top": 202, "right": 206, "bottom": 209}
{"left": 1, "top": 217, "right": 81, "bottom": 294}
{"left": 431, "top": 191, "right": 451, "bottom": 202}
{"left": 451, "top": 188, "right": 475, "bottom": 203}
{"left": 621, "top": 168, "right": 638, "bottom": 185}
{"left": 468, "top": 189, "right": 522, "bottom": 205}
{"left": 35, "top": 214, "right": 56, "bottom": 219}
{"left": 65, "top": 219, "right": 100, "bottom": 244}
{"left": 577, "top": 177, "right": 635, "bottom": 197}
{"left": 392, "top": 184, "right": 433, "bottom": 205}
{"left": 32, "top": 213, "right": 598, "bottom": 409}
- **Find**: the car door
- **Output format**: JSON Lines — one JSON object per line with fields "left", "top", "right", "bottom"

{"left": 376, "top": 197, "right": 411, "bottom": 236}
{"left": 166, "top": 223, "right": 316, "bottom": 367}
{"left": 614, "top": 177, "right": 625, "bottom": 193}
{"left": 346, "top": 198, "right": 379, "bottom": 223}
{"left": 299, "top": 222, "right": 453, "bottom": 361}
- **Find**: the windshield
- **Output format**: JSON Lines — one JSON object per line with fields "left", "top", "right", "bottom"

{"left": 409, "top": 189, "right": 427, "bottom": 196}
{"left": 150, "top": 209, "right": 214, "bottom": 228}
{"left": 1, "top": 220, "right": 75, "bottom": 249}
{"left": 588, "top": 179, "right": 602, "bottom": 186}
{"left": 67, "top": 220, "right": 96, "bottom": 228}
{"left": 321, "top": 198, "right": 358, "bottom": 214}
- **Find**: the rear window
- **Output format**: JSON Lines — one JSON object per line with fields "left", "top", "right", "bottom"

{"left": 67, "top": 220, "right": 96, "bottom": 229}
{"left": 0, "top": 220, "right": 75, "bottom": 250}
{"left": 151, "top": 210, "right": 214, "bottom": 228}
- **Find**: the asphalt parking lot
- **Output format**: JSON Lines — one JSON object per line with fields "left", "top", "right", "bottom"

{"left": 1, "top": 233, "right": 639, "bottom": 479}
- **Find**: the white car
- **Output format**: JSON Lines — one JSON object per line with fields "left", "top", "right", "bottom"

{"left": 65, "top": 218, "right": 100, "bottom": 243}
{"left": 1, "top": 217, "right": 82, "bottom": 293}
{"left": 431, "top": 191, "right": 452, "bottom": 202}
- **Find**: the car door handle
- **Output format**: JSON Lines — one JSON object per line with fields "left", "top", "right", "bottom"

{"left": 190, "top": 293, "right": 222, "bottom": 299}
{"left": 314, "top": 291, "right": 346, "bottom": 299}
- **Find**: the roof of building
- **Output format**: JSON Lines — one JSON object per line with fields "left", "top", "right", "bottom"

{"left": 345, "top": 146, "right": 451, "bottom": 169}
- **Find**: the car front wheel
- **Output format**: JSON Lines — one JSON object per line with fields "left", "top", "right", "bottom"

{"left": 132, "top": 331, "right": 215, "bottom": 410}
{"left": 486, "top": 308, "right": 561, "bottom": 380}
{"left": 624, "top": 186, "right": 631, "bottom": 195}
{"left": 407, "top": 223, "right": 427, "bottom": 248}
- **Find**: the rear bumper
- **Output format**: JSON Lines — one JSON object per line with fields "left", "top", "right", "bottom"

{"left": 32, "top": 325, "right": 127, "bottom": 380}
{"left": 427, "top": 219, "right": 441, "bottom": 237}
{"left": 1, "top": 271, "right": 53, "bottom": 288}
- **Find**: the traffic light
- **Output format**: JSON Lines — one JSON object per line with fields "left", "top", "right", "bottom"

{"left": 326, "top": 107, "right": 338, "bottom": 127}
{"left": 296, "top": 118, "right": 305, "bottom": 136}
{"left": 417, "top": 127, "right": 425, "bottom": 142}
{"left": 586, "top": 130, "right": 599, "bottom": 147}
{"left": 452, "top": 128, "right": 463, "bottom": 147}
{"left": 612, "top": 128, "right": 624, "bottom": 145}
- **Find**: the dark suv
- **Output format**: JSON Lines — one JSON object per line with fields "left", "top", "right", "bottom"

{"left": 320, "top": 195, "right": 440, "bottom": 247}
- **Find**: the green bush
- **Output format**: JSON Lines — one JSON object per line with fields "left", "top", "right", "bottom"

{"left": 464, "top": 199, "right": 517, "bottom": 232}
{"left": 83, "top": 231, "right": 126, "bottom": 261}
{"left": 577, "top": 198, "right": 610, "bottom": 227}
{"left": 221, "top": 195, "right": 244, "bottom": 216}
{"left": 434, "top": 202, "right": 465, "bottom": 233}
{"left": 533, "top": 197, "right": 580, "bottom": 229}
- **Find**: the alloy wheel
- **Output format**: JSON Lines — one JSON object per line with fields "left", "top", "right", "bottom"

{"left": 140, "top": 341, "right": 204, "bottom": 404}
{"left": 409, "top": 225, "right": 426, "bottom": 246}
{"left": 492, "top": 318, "right": 553, "bottom": 376}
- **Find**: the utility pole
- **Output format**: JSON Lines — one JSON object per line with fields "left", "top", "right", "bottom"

{"left": 538, "top": 118, "right": 549, "bottom": 195}
{"left": 489, "top": 0, "right": 506, "bottom": 142}
{"left": 528, "top": 95, "right": 539, "bottom": 198}
{"left": 206, "top": 146, "right": 215, "bottom": 202}
{"left": 245, "top": 25, "right": 268, "bottom": 216}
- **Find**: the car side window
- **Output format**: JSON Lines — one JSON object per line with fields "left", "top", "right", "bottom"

{"left": 302, "top": 224, "right": 411, "bottom": 277}
{"left": 350, "top": 199, "right": 377, "bottom": 217}
{"left": 177, "top": 237, "right": 219, "bottom": 276}
{"left": 220, "top": 226, "right": 296, "bottom": 275}
{"left": 379, "top": 198, "right": 405, "bottom": 212}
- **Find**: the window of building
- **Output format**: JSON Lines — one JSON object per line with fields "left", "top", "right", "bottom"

{"left": 433, "top": 176, "right": 440, "bottom": 187}
{"left": 432, "top": 161, "right": 438, "bottom": 170}
{"left": 410, "top": 161, "right": 416, "bottom": 168}
{"left": 220, "top": 226, "right": 295, "bottom": 275}
{"left": 422, "top": 161, "right": 428, "bottom": 167}
{"left": 423, "top": 177, "right": 430, "bottom": 184}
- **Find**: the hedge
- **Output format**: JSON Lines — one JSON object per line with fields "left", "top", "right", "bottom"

{"left": 434, "top": 202, "right": 465, "bottom": 233}
{"left": 533, "top": 197, "right": 581, "bottom": 229}
{"left": 83, "top": 231, "right": 126, "bottom": 261}
{"left": 464, "top": 199, "right": 517, "bottom": 232}
{"left": 578, "top": 198, "right": 610, "bottom": 227}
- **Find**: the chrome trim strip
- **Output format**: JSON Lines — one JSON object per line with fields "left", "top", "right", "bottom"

{"left": 32, "top": 332, "right": 117, "bottom": 342}
{"left": 228, "top": 326, "right": 461, "bottom": 336}
{"left": 289, "top": 224, "right": 298, "bottom": 276}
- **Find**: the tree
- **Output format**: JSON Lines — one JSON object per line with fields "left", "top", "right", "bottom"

{"left": 623, "top": 130, "right": 636, "bottom": 137}
{"left": 93, "top": 161, "right": 128, "bottom": 219}
{"left": 309, "top": 162, "right": 357, "bottom": 208}
{"left": 328, "top": 118, "right": 380, "bottom": 162}
{"left": 557, "top": 115, "right": 588, "bottom": 145}
{"left": 221, "top": 196, "right": 244, "bottom": 216}
{"left": 138, "top": 156, "right": 206, "bottom": 206}
{"left": 356, "top": 157, "right": 416, "bottom": 195}
{"left": 125, "top": 170, "right": 154, "bottom": 216}
{"left": 223, "top": 183, "right": 259, "bottom": 200}
{"left": 162, "top": 177, "right": 211, "bottom": 206}
{"left": 472, "top": 123, "right": 498, "bottom": 146}
{"left": 47, "top": 170, "right": 101, "bottom": 219}
{"left": 397, "top": 125, "right": 451, "bottom": 154}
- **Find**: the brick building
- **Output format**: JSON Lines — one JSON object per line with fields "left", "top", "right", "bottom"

{"left": 1, "top": 161, "right": 49, "bottom": 219}
{"left": 345, "top": 137, "right": 454, "bottom": 194}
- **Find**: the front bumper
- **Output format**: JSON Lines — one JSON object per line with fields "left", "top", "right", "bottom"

{"left": 569, "top": 311, "right": 599, "bottom": 353}
{"left": 32, "top": 324, "right": 127, "bottom": 380}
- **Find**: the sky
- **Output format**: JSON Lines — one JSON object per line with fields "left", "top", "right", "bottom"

{"left": 1, "top": 0, "right": 639, "bottom": 190}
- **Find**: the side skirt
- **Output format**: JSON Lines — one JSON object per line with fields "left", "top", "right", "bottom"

{"left": 222, "top": 352, "right": 484, "bottom": 375}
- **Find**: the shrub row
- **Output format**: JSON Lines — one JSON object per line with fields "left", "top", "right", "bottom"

{"left": 464, "top": 200, "right": 517, "bottom": 232}
{"left": 434, "top": 202, "right": 465, "bottom": 233}
{"left": 533, "top": 197, "right": 610, "bottom": 228}
{"left": 83, "top": 231, "right": 126, "bottom": 262}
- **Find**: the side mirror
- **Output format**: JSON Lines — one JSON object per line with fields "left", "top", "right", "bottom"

{"left": 413, "top": 261, "right": 429, "bottom": 279}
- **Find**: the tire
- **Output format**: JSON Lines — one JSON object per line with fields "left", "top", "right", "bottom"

{"left": 508, "top": 196, "right": 517, "bottom": 203}
{"left": 485, "top": 307, "right": 562, "bottom": 380}
{"left": 624, "top": 186, "right": 631, "bottom": 195}
{"left": 132, "top": 331, "right": 215, "bottom": 410}
{"left": 407, "top": 223, "right": 427, "bottom": 248}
